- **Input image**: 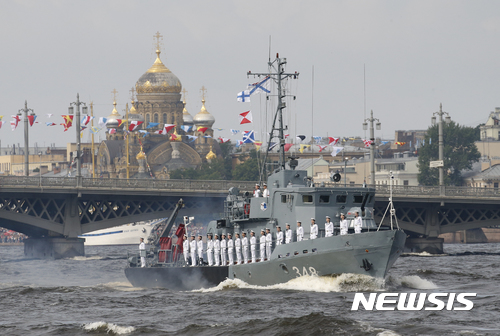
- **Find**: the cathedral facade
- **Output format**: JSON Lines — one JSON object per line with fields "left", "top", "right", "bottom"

{"left": 97, "top": 42, "right": 220, "bottom": 179}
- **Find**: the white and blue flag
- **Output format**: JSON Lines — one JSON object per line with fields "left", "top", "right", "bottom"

{"left": 248, "top": 76, "right": 271, "bottom": 95}
{"left": 243, "top": 130, "right": 255, "bottom": 144}
{"left": 237, "top": 90, "right": 251, "bottom": 102}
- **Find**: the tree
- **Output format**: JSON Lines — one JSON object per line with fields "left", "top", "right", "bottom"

{"left": 417, "top": 121, "right": 480, "bottom": 186}
{"left": 232, "top": 149, "right": 260, "bottom": 181}
{"left": 169, "top": 142, "right": 234, "bottom": 180}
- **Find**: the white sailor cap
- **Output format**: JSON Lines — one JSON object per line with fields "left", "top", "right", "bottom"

{"left": 326, "top": 216, "right": 330, "bottom": 219}
{"left": 214, "top": 234, "right": 219, "bottom": 237}
{"left": 191, "top": 233, "right": 195, "bottom": 237}
{"left": 263, "top": 183, "right": 267, "bottom": 186}
{"left": 242, "top": 232, "right": 246, "bottom": 234}
{"left": 228, "top": 233, "right": 232, "bottom": 236}
{"left": 207, "top": 233, "right": 212, "bottom": 236}
{"left": 183, "top": 234, "right": 187, "bottom": 238}
{"left": 197, "top": 234, "right": 202, "bottom": 237}
{"left": 251, "top": 230, "right": 255, "bottom": 233}
{"left": 222, "top": 233, "right": 226, "bottom": 236}
{"left": 265, "top": 228, "right": 270, "bottom": 231}
{"left": 311, "top": 218, "right": 315, "bottom": 221}
{"left": 261, "top": 229, "right": 265, "bottom": 232}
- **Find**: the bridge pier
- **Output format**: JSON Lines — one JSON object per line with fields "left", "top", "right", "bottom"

{"left": 24, "top": 237, "right": 85, "bottom": 259}
{"left": 405, "top": 237, "right": 444, "bottom": 254}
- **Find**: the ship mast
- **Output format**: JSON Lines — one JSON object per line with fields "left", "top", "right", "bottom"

{"left": 248, "top": 54, "right": 299, "bottom": 174}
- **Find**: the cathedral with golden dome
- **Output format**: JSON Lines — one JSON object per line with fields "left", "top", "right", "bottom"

{"left": 96, "top": 32, "right": 221, "bottom": 179}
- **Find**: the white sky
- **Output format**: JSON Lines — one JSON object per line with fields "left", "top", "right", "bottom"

{"left": 1, "top": 0, "right": 500, "bottom": 149}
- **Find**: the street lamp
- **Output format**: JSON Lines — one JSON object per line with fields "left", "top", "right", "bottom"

{"left": 38, "top": 151, "right": 42, "bottom": 187}
{"left": 431, "top": 103, "right": 451, "bottom": 193}
{"left": 363, "top": 110, "right": 381, "bottom": 186}
{"left": 18, "top": 101, "right": 35, "bottom": 177}
{"left": 68, "top": 94, "right": 88, "bottom": 187}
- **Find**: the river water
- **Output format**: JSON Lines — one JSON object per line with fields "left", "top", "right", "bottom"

{"left": 0, "top": 243, "right": 499, "bottom": 336}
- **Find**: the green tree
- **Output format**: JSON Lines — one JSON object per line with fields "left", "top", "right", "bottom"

{"left": 232, "top": 149, "right": 260, "bottom": 181}
{"left": 417, "top": 121, "right": 480, "bottom": 186}
{"left": 169, "top": 142, "right": 234, "bottom": 180}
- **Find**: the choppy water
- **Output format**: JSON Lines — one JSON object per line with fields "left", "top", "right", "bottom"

{"left": 0, "top": 243, "right": 499, "bottom": 335}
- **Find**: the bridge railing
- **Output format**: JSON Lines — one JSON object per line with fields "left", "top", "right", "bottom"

{"left": 0, "top": 176, "right": 257, "bottom": 193}
{"left": 2, "top": 175, "right": 500, "bottom": 198}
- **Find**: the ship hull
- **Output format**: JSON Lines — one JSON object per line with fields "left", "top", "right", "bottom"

{"left": 124, "top": 229, "right": 405, "bottom": 290}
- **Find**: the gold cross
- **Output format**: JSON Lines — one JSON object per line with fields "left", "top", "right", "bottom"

{"left": 154, "top": 31, "right": 163, "bottom": 51}
{"left": 129, "top": 87, "right": 136, "bottom": 100}
{"left": 111, "top": 88, "right": 118, "bottom": 102}
{"left": 200, "top": 86, "right": 207, "bottom": 100}
{"left": 181, "top": 88, "right": 188, "bottom": 102}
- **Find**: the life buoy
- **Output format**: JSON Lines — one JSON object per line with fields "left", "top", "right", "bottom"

{"left": 244, "top": 203, "right": 250, "bottom": 215}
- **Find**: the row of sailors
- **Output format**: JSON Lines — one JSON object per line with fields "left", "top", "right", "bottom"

{"left": 182, "top": 213, "right": 363, "bottom": 266}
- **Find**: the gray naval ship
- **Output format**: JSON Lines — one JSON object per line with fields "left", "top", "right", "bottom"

{"left": 125, "top": 54, "right": 406, "bottom": 290}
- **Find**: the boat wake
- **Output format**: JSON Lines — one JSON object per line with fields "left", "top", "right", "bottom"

{"left": 98, "top": 281, "right": 144, "bottom": 292}
{"left": 82, "top": 321, "right": 135, "bottom": 335}
{"left": 194, "top": 273, "right": 386, "bottom": 293}
{"left": 402, "top": 251, "right": 448, "bottom": 257}
{"left": 70, "top": 255, "right": 104, "bottom": 261}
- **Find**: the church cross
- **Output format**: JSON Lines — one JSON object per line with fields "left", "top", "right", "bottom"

{"left": 182, "top": 88, "right": 188, "bottom": 102}
{"left": 111, "top": 88, "right": 118, "bottom": 102}
{"left": 200, "top": 86, "right": 207, "bottom": 100}
{"left": 129, "top": 87, "right": 136, "bottom": 100}
{"left": 154, "top": 31, "right": 163, "bottom": 51}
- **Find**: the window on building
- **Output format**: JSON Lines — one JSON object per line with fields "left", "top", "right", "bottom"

{"left": 146, "top": 114, "right": 150, "bottom": 125}
{"left": 336, "top": 195, "right": 347, "bottom": 203}
{"left": 154, "top": 113, "right": 159, "bottom": 123}
{"left": 162, "top": 113, "right": 167, "bottom": 124}
{"left": 404, "top": 180, "right": 409, "bottom": 186}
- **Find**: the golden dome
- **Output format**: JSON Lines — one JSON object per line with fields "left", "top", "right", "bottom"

{"left": 106, "top": 101, "right": 123, "bottom": 129}
{"left": 135, "top": 49, "right": 182, "bottom": 94}
{"left": 193, "top": 98, "right": 215, "bottom": 127}
{"left": 206, "top": 146, "right": 217, "bottom": 161}
{"left": 136, "top": 148, "right": 146, "bottom": 160}
{"left": 130, "top": 101, "right": 137, "bottom": 113}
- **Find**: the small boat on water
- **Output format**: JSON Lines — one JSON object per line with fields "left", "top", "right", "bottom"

{"left": 80, "top": 219, "right": 166, "bottom": 246}
{"left": 125, "top": 54, "right": 406, "bottom": 290}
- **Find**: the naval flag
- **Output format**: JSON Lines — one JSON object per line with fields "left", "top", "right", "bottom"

{"left": 242, "top": 130, "right": 255, "bottom": 144}
{"left": 129, "top": 121, "right": 144, "bottom": 132}
{"left": 237, "top": 90, "right": 251, "bottom": 102}
{"left": 331, "top": 146, "right": 343, "bottom": 157}
{"left": 248, "top": 76, "right": 271, "bottom": 95}
{"left": 239, "top": 111, "right": 253, "bottom": 124}
{"left": 328, "top": 137, "right": 339, "bottom": 145}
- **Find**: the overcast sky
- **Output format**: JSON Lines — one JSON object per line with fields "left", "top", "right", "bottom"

{"left": 2, "top": 0, "right": 499, "bottom": 149}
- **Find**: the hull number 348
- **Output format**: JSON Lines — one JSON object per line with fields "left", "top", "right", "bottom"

{"left": 292, "top": 266, "right": 318, "bottom": 277}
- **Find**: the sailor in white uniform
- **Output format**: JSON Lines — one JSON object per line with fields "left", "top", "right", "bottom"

{"left": 262, "top": 183, "right": 269, "bottom": 198}
{"left": 220, "top": 234, "right": 227, "bottom": 266}
{"left": 242, "top": 232, "right": 249, "bottom": 264}
{"left": 285, "top": 224, "right": 292, "bottom": 244}
{"left": 250, "top": 230, "right": 257, "bottom": 263}
{"left": 253, "top": 184, "right": 262, "bottom": 197}
{"left": 189, "top": 234, "right": 197, "bottom": 266}
{"left": 235, "top": 233, "right": 242, "bottom": 264}
{"left": 265, "top": 228, "right": 272, "bottom": 259}
{"left": 310, "top": 218, "right": 318, "bottom": 240}
{"left": 325, "top": 216, "right": 334, "bottom": 237}
{"left": 339, "top": 213, "right": 348, "bottom": 235}
{"left": 259, "top": 229, "right": 266, "bottom": 262}
{"left": 296, "top": 221, "right": 304, "bottom": 242}
{"left": 139, "top": 237, "right": 146, "bottom": 267}
{"left": 227, "top": 233, "right": 234, "bottom": 265}
{"left": 354, "top": 212, "right": 362, "bottom": 234}
{"left": 197, "top": 234, "right": 204, "bottom": 265}
{"left": 214, "top": 234, "right": 220, "bottom": 266}
{"left": 276, "top": 226, "right": 283, "bottom": 246}
{"left": 182, "top": 234, "right": 189, "bottom": 265}
{"left": 206, "top": 233, "right": 214, "bottom": 266}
